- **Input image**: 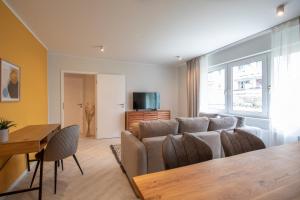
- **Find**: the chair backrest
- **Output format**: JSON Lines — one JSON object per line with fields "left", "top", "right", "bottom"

{"left": 44, "top": 125, "right": 80, "bottom": 161}
{"left": 162, "top": 133, "right": 213, "bottom": 170}
{"left": 220, "top": 129, "right": 266, "bottom": 157}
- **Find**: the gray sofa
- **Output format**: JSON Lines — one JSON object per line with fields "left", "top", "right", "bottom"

{"left": 121, "top": 114, "right": 261, "bottom": 192}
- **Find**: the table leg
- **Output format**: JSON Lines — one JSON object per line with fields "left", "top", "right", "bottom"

{"left": 38, "top": 149, "right": 44, "bottom": 200}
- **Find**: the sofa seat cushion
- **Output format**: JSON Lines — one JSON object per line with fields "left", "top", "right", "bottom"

{"left": 142, "top": 131, "right": 222, "bottom": 173}
{"left": 138, "top": 119, "right": 179, "bottom": 140}
{"left": 208, "top": 117, "right": 237, "bottom": 131}
{"left": 176, "top": 117, "right": 209, "bottom": 134}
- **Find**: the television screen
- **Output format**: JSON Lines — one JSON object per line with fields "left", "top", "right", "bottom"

{"left": 133, "top": 92, "right": 160, "bottom": 110}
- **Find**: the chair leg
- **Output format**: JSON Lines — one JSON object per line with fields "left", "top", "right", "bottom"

{"left": 54, "top": 161, "right": 58, "bottom": 194}
{"left": 30, "top": 160, "right": 40, "bottom": 188}
{"left": 61, "top": 160, "right": 64, "bottom": 171}
{"left": 26, "top": 154, "right": 30, "bottom": 172}
{"left": 73, "top": 155, "right": 83, "bottom": 175}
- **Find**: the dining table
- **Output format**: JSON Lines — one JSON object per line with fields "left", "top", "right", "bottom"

{"left": 0, "top": 124, "right": 60, "bottom": 200}
{"left": 133, "top": 142, "right": 300, "bottom": 200}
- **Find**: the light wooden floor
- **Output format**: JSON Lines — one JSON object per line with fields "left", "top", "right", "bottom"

{"left": 3, "top": 137, "right": 138, "bottom": 200}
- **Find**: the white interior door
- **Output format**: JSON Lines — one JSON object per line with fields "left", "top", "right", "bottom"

{"left": 97, "top": 74, "right": 125, "bottom": 138}
{"left": 64, "top": 76, "right": 84, "bottom": 133}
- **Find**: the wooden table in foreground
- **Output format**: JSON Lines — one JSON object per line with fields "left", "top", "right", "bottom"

{"left": 133, "top": 143, "right": 300, "bottom": 200}
{"left": 0, "top": 124, "right": 60, "bottom": 200}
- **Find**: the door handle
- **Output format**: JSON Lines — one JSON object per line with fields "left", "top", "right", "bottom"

{"left": 118, "top": 103, "right": 125, "bottom": 108}
{"left": 77, "top": 104, "right": 83, "bottom": 108}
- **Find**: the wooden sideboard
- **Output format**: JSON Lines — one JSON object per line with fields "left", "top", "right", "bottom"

{"left": 125, "top": 110, "right": 171, "bottom": 134}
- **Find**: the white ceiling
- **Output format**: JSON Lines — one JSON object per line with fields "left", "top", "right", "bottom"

{"left": 5, "top": 0, "right": 300, "bottom": 66}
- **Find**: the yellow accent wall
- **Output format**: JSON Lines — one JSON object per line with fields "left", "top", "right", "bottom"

{"left": 0, "top": 1, "right": 48, "bottom": 192}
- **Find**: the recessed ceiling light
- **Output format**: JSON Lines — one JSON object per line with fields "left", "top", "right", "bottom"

{"left": 276, "top": 4, "right": 285, "bottom": 16}
{"left": 99, "top": 46, "right": 104, "bottom": 52}
{"left": 94, "top": 45, "right": 104, "bottom": 53}
{"left": 176, "top": 56, "right": 183, "bottom": 61}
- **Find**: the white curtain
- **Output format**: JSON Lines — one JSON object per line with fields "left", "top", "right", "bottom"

{"left": 199, "top": 55, "right": 209, "bottom": 112}
{"left": 269, "top": 18, "right": 300, "bottom": 145}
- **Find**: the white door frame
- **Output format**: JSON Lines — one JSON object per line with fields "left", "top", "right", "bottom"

{"left": 60, "top": 70, "right": 98, "bottom": 129}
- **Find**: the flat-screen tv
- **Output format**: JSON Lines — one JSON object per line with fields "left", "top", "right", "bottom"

{"left": 133, "top": 92, "right": 160, "bottom": 110}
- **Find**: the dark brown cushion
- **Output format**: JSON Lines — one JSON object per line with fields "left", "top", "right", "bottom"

{"left": 220, "top": 129, "right": 266, "bottom": 157}
{"left": 162, "top": 133, "right": 212, "bottom": 169}
{"left": 138, "top": 119, "right": 179, "bottom": 140}
{"left": 208, "top": 117, "right": 237, "bottom": 131}
{"left": 220, "top": 130, "right": 243, "bottom": 157}
{"left": 176, "top": 117, "right": 209, "bottom": 133}
{"left": 182, "top": 133, "right": 213, "bottom": 165}
{"left": 235, "top": 128, "right": 266, "bottom": 152}
{"left": 162, "top": 135, "right": 188, "bottom": 169}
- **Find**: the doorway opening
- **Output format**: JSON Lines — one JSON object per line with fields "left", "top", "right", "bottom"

{"left": 63, "top": 73, "right": 96, "bottom": 138}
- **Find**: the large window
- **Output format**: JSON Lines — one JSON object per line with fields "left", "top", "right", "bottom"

{"left": 207, "top": 54, "right": 268, "bottom": 117}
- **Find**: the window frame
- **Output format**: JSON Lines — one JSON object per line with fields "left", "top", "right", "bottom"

{"left": 207, "top": 64, "right": 227, "bottom": 113}
{"left": 207, "top": 53, "right": 269, "bottom": 118}
{"left": 227, "top": 54, "right": 268, "bottom": 118}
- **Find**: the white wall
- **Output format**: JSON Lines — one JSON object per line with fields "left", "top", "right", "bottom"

{"left": 48, "top": 53, "right": 179, "bottom": 123}
{"left": 208, "top": 32, "right": 271, "bottom": 66}
{"left": 177, "top": 64, "right": 188, "bottom": 117}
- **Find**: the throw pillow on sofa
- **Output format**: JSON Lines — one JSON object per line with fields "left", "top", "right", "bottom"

{"left": 208, "top": 117, "right": 237, "bottom": 131}
{"left": 138, "top": 119, "right": 179, "bottom": 140}
{"left": 219, "top": 114, "right": 245, "bottom": 128}
{"left": 176, "top": 117, "right": 209, "bottom": 134}
{"left": 162, "top": 133, "right": 213, "bottom": 169}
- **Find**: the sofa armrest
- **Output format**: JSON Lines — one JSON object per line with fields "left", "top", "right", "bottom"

{"left": 121, "top": 131, "right": 147, "bottom": 181}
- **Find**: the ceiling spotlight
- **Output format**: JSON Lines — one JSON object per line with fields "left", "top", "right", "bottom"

{"left": 99, "top": 46, "right": 104, "bottom": 52}
{"left": 276, "top": 4, "right": 285, "bottom": 16}
{"left": 94, "top": 45, "right": 104, "bottom": 53}
{"left": 176, "top": 56, "right": 183, "bottom": 61}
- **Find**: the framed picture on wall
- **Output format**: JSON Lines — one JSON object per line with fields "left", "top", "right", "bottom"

{"left": 0, "top": 59, "right": 20, "bottom": 102}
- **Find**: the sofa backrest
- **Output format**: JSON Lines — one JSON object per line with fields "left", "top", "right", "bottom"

{"left": 176, "top": 117, "right": 209, "bottom": 134}
{"left": 138, "top": 119, "right": 179, "bottom": 140}
{"left": 198, "top": 112, "right": 218, "bottom": 118}
{"left": 199, "top": 112, "right": 245, "bottom": 128}
{"left": 218, "top": 114, "right": 245, "bottom": 128}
